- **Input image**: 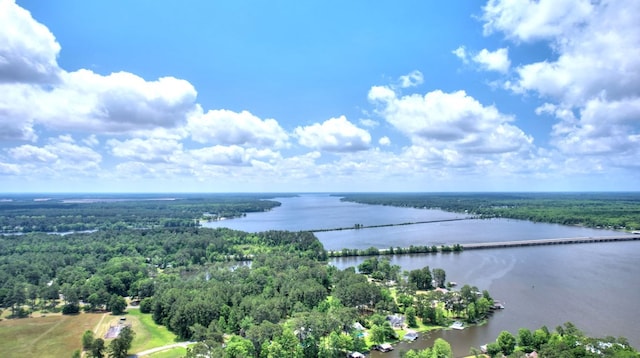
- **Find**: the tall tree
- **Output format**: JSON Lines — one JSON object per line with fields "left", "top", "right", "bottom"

{"left": 408, "top": 266, "right": 432, "bottom": 290}
{"left": 107, "top": 326, "right": 135, "bottom": 358}
{"left": 517, "top": 328, "right": 534, "bottom": 352}
{"left": 225, "top": 336, "right": 254, "bottom": 358}
{"left": 432, "top": 338, "right": 453, "bottom": 358}
{"left": 82, "top": 330, "right": 95, "bottom": 350}
{"left": 369, "top": 325, "right": 386, "bottom": 345}
{"left": 405, "top": 306, "right": 417, "bottom": 328}
{"left": 90, "top": 338, "right": 105, "bottom": 358}
{"left": 432, "top": 268, "right": 446, "bottom": 288}
{"left": 184, "top": 341, "right": 225, "bottom": 358}
{"left": 108, "top": 295, "right": 127, "bottom": 315}
{"left": 496, "top": 330, "right": 516, "bottom": 355}
{"left": 275, "top": 328, "right": 304, "bottom": 358}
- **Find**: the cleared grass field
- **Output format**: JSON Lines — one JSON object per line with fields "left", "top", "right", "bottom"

{"left": 0, "top": 313, "right": 103, "bottom": 358}
{"left": 0, "top": 308, "right": 181, "bottom": 358}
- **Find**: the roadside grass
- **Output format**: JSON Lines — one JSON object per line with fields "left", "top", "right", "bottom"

{"left": 127, "top": 308, "right": 180, "bottom": 353}
{"left": 0, "top": 313, "right": 103, "bottom": 358}
{"left": 141, "top": 346, "right": 188, "bottom": 358}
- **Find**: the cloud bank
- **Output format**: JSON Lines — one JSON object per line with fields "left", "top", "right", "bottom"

{"left": 0, "top": 0, "right": 638, "bottom": 191}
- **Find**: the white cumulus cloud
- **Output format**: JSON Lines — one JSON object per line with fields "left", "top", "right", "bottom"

{"left": 38, "top": 70, "right": 198, "bottom": 134}
{"left": 369, "top": 85, "right": 533, "bottom": 157}
{"left": 547, "top": 97, "right": 640, "bottom": 158}
{"left": 473, "top": 48, "right": 511, "bottom": 73}
{"left": 0, "top": 0, "right": 61, "bottom": 84}
{"left": 8, "top": 144, "right": 58, "bottom": 162}
{"left": 294, "top": 116, "right": 371, "bottom": 152}
{"left": 187, "top": 108, "right": 289, "bottom": 148}
{"left": 8, "top": 135, "right": 102, "bottom": 174}
{"left": 486, "top": 0, "right": 640, "bottom": 170}
{"left": 188, "top": 145, "right": 280, "bottom": 167}
{"left": 107, "top": 137, "right": 183, "bottom": 163}
{"left": 0, "top": 83, "right": 39, "bottom": 141}
{"left": 482, "top": 0, "right": 594, "bottom": 42}
{"left": 452, "top": 46, "right": 468, "bottom": 63}
{"left": 0, "top": 0, "right": 199, "bottom": 140}
{"left": 489, "top": 0, "right": 640, "bottom": 106}
{"left": 398, "top": 70, "right": 424, "bottom": 88}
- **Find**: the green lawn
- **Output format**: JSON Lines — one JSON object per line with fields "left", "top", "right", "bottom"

{"left": 127, "top": 308, "right": 180, "bottom": 353}
{"left": 144, "top": 346, "right": 188, "bottom": 358}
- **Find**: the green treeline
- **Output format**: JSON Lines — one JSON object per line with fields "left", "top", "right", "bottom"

{"left": 339, "top": 192, "right": 640, "bottom": 231}
{"left": 328, "top": 244, "right": 463, "bottom": 257}
{"left": 477, "top": 322, "right": 637, "bottom": 357}
{"left": 0, "top": 194, "right": 283, "bottom": 233}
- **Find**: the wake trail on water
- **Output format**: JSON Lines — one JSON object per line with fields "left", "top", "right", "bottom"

{"left": 465, "top": 253, "right": 517, "bottom": 289}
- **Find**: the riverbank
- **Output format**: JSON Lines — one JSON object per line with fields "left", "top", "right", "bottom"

{"left": 337, "top": 192, "right": 640, "bottom": 233}
{"left": 363, "top": 317, "right": 493, "bottom": 358}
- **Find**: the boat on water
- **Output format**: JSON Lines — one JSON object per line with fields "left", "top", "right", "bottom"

{"left": 373, "top": 343, "right": 394, "bottom": 352}
{"left": 450, "top": 321, "right": 464, "bottom": 330}
{"left": 403, "top": 330, "right": 419, "bottom": 341}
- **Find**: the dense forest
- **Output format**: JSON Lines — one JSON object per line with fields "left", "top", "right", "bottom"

{"left": 339, "top": 192, "right": 640, "bottom": 231}
{"left": 0, "top": 224, "right": 500, "bottom": 357}
{"left": 2, "top": 225, "right": 636, "bottom": 357}
{"left": 0, "top": 227, "right": 325, "bottom": 315}
{"left": 0, "top": 193, "right": 283, "bottom": 233}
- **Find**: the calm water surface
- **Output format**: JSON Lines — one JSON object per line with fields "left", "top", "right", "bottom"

{"left": 205, "top": 194, "right": 464, "bottom": 232}
{"left": 205, "top": 194, "right": 640, "bottom": 355}
{"left": 334, "top": 242, "right": 640, "bottom": 357}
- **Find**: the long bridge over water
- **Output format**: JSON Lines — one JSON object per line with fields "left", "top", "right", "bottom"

{"left": 327, "top": 234, "right": 640, "bottom": 257}
{"left": 461, "top": 234, "right": 640, "bottom": 250}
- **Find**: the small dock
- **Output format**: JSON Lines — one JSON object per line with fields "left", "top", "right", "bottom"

{"left": 461, "top": 235, "right": 640, "bottom": 250}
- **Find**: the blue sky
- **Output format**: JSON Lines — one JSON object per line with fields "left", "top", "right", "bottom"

{"left": 1, "top": 0, "right": 639, "bottom": 192}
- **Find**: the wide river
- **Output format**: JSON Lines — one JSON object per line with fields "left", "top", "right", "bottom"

{"left": 205, "top": 194, "right": 640, "bottom": 356}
